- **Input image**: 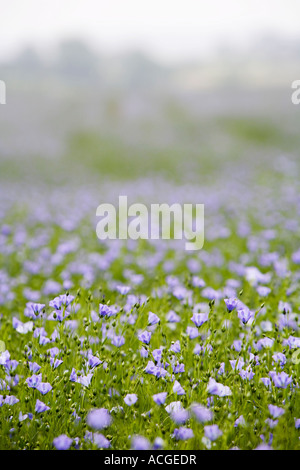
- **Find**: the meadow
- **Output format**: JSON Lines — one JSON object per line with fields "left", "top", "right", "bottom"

{"left": 0, "top": 73, "right": 300, "bottom": 450}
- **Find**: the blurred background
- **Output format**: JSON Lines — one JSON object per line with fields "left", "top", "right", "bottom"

{"left": 0, "top": 0, "right": 300, "bottom": 187}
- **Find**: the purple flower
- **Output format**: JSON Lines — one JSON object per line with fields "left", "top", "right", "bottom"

{"left": 99, "top": 303, "right": 113, "bottom": 317}
{"left": 153, "top": 437, "right": 165, "bottom": 449}
{"left": 224, "top": 298, "right": 238, "bottom": 312}
{"left": 207, "top": 378, "right": 232, "bottom": 397}
{"left": 204, "top": 424, "right": 223, "bottom": 441}
{"left": 138, "top": 331, "right": 152, "bottom": 345}
{"left": 245, "top": 267, "right": 271, "bottom": 286}
{"left": 154, "top": 366, "right": 169, "bottom": 379}
{"left": 37, "top": 382, "right": 52, "bottom": 395}
{"left": 256, "top": 337, "right": 275, "bottom": 350}
{"left": 170, "top": 340, "right": 181, "bottom": 353}
{"left": 116, "top": 285, "right": 131, "bottom": 295}
{"left": 173, "top": 380, "right": 185, "bottom": 396}
{"left": 144, "top": 361, "right": 170, "bottom": 378}
{"left": 190, "top": 403, "right": 213, "bottom": 423}
{"left": 239, "top": 367, "right": 255, "bottom": 381}
{"left": 234, "top": 415, "right": 246, "bottom": 427}
{"left": 144, "top": 360, "right": 157, "bottom": 375}
{"left": 140, "top": 347, "right": 148, "bottom": 358}
{"left": 50, "top": 358, "right": 63, "bottom": 369}
{"left": 26, "top": 373, "right": 42, "bottom": 389}
{"left": 170, "top": 408, "right": 190, "bottom": 424}
{"left": 70, "top": 368, "right": 77, "bottom": 382}
{"left": 153, "top": 348, "right": 165, "bottom": 362}
{"left": 25, "top": 302, "right": 45, "bottom": 317}
{"left": 35, "top": 399, "right": 50, "bottom": 413}
{"left": 268, "top": 404, "right": 285, "bottom": 418}
{"left": 131, "top": 435, "right": 151, "bottom": 450}
{"left": 191, "top": 312, "right": 209, "bottom": 328}
{"left": 173, "top": 427, "right": 194, "bottom": 441}
{"left": 47, "top": 347, "right": 60, "bottom": 357}
{"left": 286, "top": 336, "right": 300, "bottom": 349}
{"left": 12, "top": 317, "right": 33, "bottom": 334}
{"left": 53, "top": 434, "right": 73, "bottom": 450}
{"left": 233, "top": 340, "right": 242, "bottom": 352}
{"left": 39, "top": 335, "right": 51, "bottom": 346}
{"left": 165, "top": 401, "right": 183, "bottom": 414}
{"left": 269, "top": 371, "right": 292, "bottom": 389}
{"left": 124, "top": 393, "right": 138, "bottom": 406}
{"left": 265, "top": 418, "right": 278, "bottom": 429}
{"left": 255, "top": 444, "right": 272, "bottom": 450}
{"left": 172, "top": 362, "right": 185, "bottom": 374}
{"left": 76, "top": 373, "right": 93, "bottom": 387}
{"left": 292, "top": 250, "right": 300, "bottom": 264}
{"left": 237, "top": 308, "right": 253, "bottom": 324}
{"left": 111, "top": 335, "right": 125, "bottom": 347}
{"left": 19, "top": 411, "right": 33, "bottom": 422}
{"left": 230, "top": 358, "right": 245, "bottom": 371}
{"left": 152, "top": 392, "right": 168, "bottom": 405}
{"left": 87, "top": 408, "right": 112, "bottom": 430}
{"left": 272, "top": 352, "right": 286, "bottom": 367}
{"left": 192, "top": 276, "right": 205, "bottom": 287}
{"left": 202, "top": 287, "right": 220, "bottom": 300}
{"left": 166, "top": 311, "right": 180, "bottom": 323}
{"left": 148, "top": 312, "right": 160, "bottom": 325}
{"left": 0, "top": 350, "right": 10, "bottom": 366}
{"left": 3, "top": 395, "right": 19, "bottom": 406}
{"left": 4, "top": 359, "right": 18, "bottom": 373}
{"left": 257, "top": 286, "right": 271, "bottom": 297}
{"left": 186, "top": 327, "right": 199, "bottom": 339}
{"left": 87, "top": 354, "right": 103, "bottom": 368}
{"left": 93, "top": 433, "right": 111, "bottom": 449}
{"left": 261, "top": 377, "right": 272, "bottom": 389}
{"left": 48, "top": 309, "right": 70, "bottom": 322}
{"left": 49, "top": 294, "right": 74, "bottom": 310}
{"left": 193, "top": 343, "right": 202, "bottom": 355}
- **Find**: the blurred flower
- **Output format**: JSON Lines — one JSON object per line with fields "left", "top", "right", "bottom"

{"left": 169, "top": 340, "right": 181, "bottom": 353}
{"left": 204, "top": 424, "right": 223, "bottom": 441}
{"left": 207, "top": 378, "right": 231, "bottom": 397}
{"left": 152, "top": 392, "right": 168, "bottom": 405}
{"left": 93, "top": 433, "right": 111, "bottom": 448}
{"left": 268, "top": 404, "right": 285, "bottom": 418}
{"left": 170, "top": 406, "right": 190, "bottom": 425}
{"left": 53, "top": 434, "right": 73, "bottom": 450}
{"left": 124, "top": 393, "right": 138, "bottom": 406}
{"left": 87, "top": 408, "right": 112, "bottom": 430}
{"left": 148, "top": 312, "right": 160, "bottom": 325}
{"left": 173, "top": 380, "right": 185, "bottom": 395}
{"left": 190, "top": 403, "right": 213, "bottom": 423}
{"left": 173, "top": 427, "right": 194, "bottom": 441}
{"left": 131, "top": 435, "right": 151, "bottom": 450}
{"left": 234, "top": 415, "right": 246, "bottom": 427}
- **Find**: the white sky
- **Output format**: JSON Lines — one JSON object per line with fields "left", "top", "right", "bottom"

{"left": 1, "top": 0, "right": 300, "bottom": 63}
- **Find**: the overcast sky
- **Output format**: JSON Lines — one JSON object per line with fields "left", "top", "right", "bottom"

{"left": 1, "top": 0, "right": 300, "bottom": 63}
